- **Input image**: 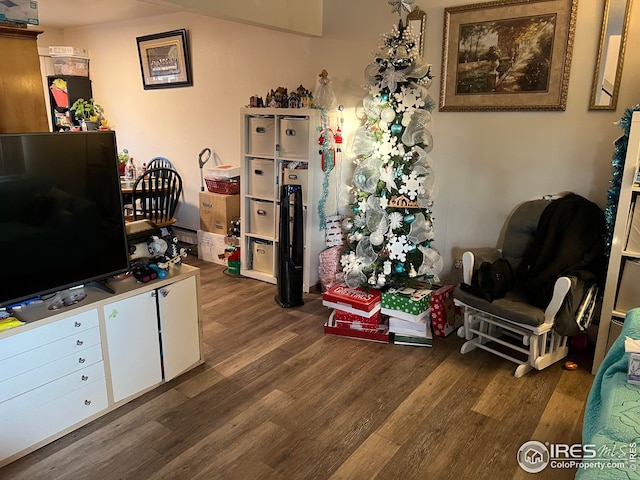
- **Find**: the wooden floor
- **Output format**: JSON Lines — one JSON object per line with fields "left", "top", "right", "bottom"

{"left": 0, "top": 257, "right": 596, "bottom": 480}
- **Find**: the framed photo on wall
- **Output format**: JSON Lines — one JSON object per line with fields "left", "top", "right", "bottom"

{"left": 136, "top": 29, "right": 193, "bottom": 90}
{"left": 439, "top": 0, "right": 578, "bottom": 111}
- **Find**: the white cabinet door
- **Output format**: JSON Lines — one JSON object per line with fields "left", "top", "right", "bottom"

{"left": 103, "top": 292, "right": 162, "bottom": 403}
{"left": 157, "top": 276, "right": 201, "bottom": 380}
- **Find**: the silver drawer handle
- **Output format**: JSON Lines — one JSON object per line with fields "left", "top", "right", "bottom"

{"left": 257, "top": 209, "right": 267, "bottom": 216}
{"left": 160, "top": 288, "right": 170, "bottom": 298}
{"left": 255, "top": 127, "right": 266, "bottom": 134}
{"left": 78, "top": 357, "right": 86, "bottom": 364}
{"left": 77, "top": 339, "right": 84, "bottom": 346}
{"left": 257, "top": 248, "right": 266, "bottom": 254}
{"left": 74, "top": 321, "right": 82, "bottom": 328}
{"left": 82, "top": 375, "right": 89, "bottom": 381}
{"left": 254, "top": 169, "right": 263, "bottom": 175}
{"left": 84, "top": 400, "right": 91, "bottom": 406}
{"left": 288, "top": 174, "right": 298, "bottom": 180}
{"left": 285, "top": 129, "right": 296, "bottom": 136}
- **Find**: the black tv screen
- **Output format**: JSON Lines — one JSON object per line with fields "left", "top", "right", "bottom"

{"left": 0, "top": 131, "right": 130, "bottom": 308}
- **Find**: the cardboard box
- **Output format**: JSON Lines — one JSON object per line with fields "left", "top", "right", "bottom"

{"left": 199, "top": 192, "right": 240, "bottom": 234}
{"left": 322, "top": 284, "right": 382, "bottom": 317}
{"left": 0, "top": 0, "right": 38, "bottom": 25}
{"left": 381, "top": 287, "right": 432, "bottom": 317}
{"left": 430, "top": 284, "right": 463, "bottom": 337}
{"left": 197, "top": 230, "right": 228, "bottom": 265}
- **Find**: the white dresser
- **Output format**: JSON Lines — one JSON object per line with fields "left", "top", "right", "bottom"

{"left": 0, "top": 263, "right": 203, "bottom": 467}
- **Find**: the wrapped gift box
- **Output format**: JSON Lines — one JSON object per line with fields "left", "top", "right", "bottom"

{"left": 324, "top": 311, "right": 389, "bottom": 343}
{"left": 430, "top": 284, "right": 463, "bottom": 337}
{"left": 389, "top": 312, "right": 431, "bottom": 337}
{"left": 334, "top": 309, "right": 382, "bottom": 330}
{"left": 322, "top": 284, "right": 381, "bottom": 317}
{"left": 381, "top": 287, "right": 432, "bottom": 318}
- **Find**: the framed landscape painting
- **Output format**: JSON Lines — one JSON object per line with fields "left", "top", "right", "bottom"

{"left": 439, "top": 0, "right": 578, "bottom": 111}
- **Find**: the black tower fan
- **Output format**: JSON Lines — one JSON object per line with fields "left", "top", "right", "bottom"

{"left": 275, "top": 184, "right": 304, "bottom": 307}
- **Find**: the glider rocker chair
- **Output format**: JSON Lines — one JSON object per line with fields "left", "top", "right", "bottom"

{"left": 453, "top": 194, "right": 605, "bottom": 378}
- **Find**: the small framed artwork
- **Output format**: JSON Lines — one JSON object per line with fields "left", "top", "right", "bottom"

{"left": 439, "top": 0, "right": 578, "bottom": 111}
{"left": 136, "top": 29, "right": 193, "bottom": 90}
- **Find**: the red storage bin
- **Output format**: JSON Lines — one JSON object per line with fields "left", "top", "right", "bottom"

{"left": 205, "top": 176, "right": 240, "bottom": 195}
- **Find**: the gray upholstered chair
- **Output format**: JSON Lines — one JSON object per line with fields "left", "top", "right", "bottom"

{"left": 454, "top": 195, "right": 603, "bottom": 377}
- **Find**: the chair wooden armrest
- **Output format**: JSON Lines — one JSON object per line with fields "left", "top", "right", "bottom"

{"left": 544, "top": 276, "right": 571, "bottom": 324}
{"left": 461, "top": 248, "right": 502, "bottom": 285}
{"left": 462, "top": 251, "right": 571, "bottom": 325}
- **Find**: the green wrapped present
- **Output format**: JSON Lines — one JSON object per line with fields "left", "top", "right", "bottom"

{"left": 381, "top": 287, "right": 432, "bottom": 316}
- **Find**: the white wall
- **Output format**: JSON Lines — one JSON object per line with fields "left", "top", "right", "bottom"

{"left": 37, "top": 0, "right": 640, "bottom": 279}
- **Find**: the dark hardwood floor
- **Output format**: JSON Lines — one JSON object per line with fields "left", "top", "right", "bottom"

{"left": 0, "top": 257, "right": 595, "bottom": 480}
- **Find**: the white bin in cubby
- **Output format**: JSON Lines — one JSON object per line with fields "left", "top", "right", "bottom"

{"left": 248, "top": 158, "right": 275, "bottom": 198}
{"left": 252, "top": 240, "right": 274, "bottom": 274}
{"left": 279, "top": 117, "right": 309, "bottom": 158}
{"left": 282, "top": 164, "right": 309, "bottom": 204}
{"left": 615, "top": 258, "right": 640, "bottom": 312}
{"left": 248, "top": 116, "right": 275, "bottom": 156}
{"left": 249, "top": 199, "right": 275, "bottom": 237}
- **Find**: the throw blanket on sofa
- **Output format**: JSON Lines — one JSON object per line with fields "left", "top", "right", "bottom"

{"left": 577, "top": 308, "right": 640, "bottom": 479}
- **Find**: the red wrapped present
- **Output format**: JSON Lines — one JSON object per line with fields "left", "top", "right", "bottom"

{"left": 334, "top": 309, "right": 382, "bottom": 330}
{"left": 431, "top": 284, "right": 463, "bottom": 337}
{"left": 324, "top": 311, "right": 389, "bottom": 343}
{"left": 322, "top": 284, "right": 381, "bottom": 318}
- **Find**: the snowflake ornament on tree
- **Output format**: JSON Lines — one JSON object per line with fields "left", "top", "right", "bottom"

{"left": 340, "top": 1, "right": 442, "bottom": 289}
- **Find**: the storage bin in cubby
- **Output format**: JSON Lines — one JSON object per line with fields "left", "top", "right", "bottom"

{"left": 252, "top": 240, "right": 274, "bottom": 274}
{"left": 248, "top": 158, "right": 275, "bottom": 198}
{"left": 249, "top": 199, "right": 275, "bottom": 237}
{"left": 282, "top": 163, "right": 309, "bottom": 203}
{"left": 279, "top": 117, "right": 309, "bottom": 158}
{"left": 248, "top": 116, "right": 274, "bottom": 156}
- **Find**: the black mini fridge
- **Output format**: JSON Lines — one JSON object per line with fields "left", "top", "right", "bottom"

{"left": 275, "top": 184, "right": 304, "bottom": 308}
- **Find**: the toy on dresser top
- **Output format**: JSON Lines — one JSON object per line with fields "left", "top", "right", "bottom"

{"left": 128, "top": 233, "right": 188, "bottom": 283}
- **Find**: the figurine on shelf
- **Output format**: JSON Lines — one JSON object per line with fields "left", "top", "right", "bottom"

{"left": 314, "top": 69, "right": 337, "bottom": 110}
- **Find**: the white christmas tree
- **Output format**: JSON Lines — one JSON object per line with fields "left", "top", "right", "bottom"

{"left": 340, "top": 0, "right": 443, "bottom": 289}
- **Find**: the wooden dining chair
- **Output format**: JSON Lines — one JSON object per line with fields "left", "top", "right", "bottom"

{"left": 146, "top": 156, "right": 174, "bottom": 170}
{"left": 126, "top": 167, "right": 182, "bottom": 229}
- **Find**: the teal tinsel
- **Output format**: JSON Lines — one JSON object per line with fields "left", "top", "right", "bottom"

{"left": 604, "top": 105, "right": 640, "bottom": 254}
{"left": 317, "top": 108, "right": 334, "bottom": 230}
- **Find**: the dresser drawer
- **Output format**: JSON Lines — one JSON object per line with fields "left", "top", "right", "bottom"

{"left": 0, "top": 309, "right": 99, "bottom": 362}
{"left": 0, "top": 325, "right": 101, "bottom": 383}
{"left": 0, "top": 376, "right": 108, "bottom": 462}
{"left": 0, "top": 361, "right": 105, "bottom": 423}
{"left": 0, "top": 342, "right": 103, "bottom": 403}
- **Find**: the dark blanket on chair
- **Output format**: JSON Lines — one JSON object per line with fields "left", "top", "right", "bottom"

{"left": 517, "top": 193, "right": 607, "bottom": 308}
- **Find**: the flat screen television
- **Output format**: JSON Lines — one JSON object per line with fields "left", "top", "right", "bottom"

{"left": 0, "top": 131, "right": 130, "bottom": 308}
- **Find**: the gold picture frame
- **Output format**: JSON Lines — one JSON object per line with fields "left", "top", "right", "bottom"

{"left": 136, "top": 29, "right": 193, "bottom": 90}
{"left": 439, "top": 0, "right": 578, "bottom": 112}
{"left": 407, "top": 7, "right": 427, "bottom": 56}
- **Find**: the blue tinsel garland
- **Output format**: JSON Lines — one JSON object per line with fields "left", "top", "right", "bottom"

{"left": 604, "top": 105, "right": 640, "bottom": 254}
